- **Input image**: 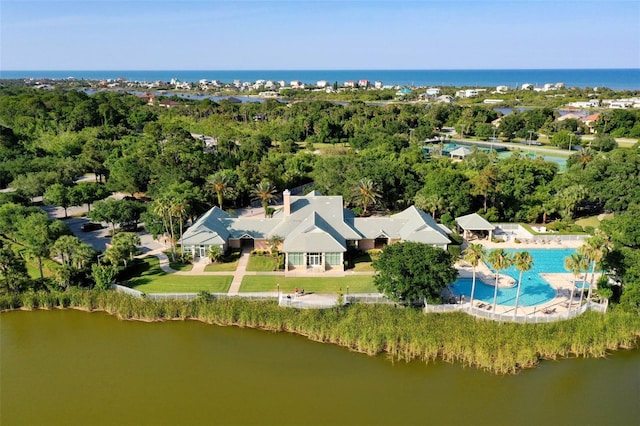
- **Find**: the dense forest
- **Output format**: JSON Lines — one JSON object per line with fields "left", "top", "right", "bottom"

{"left": 0, "top": 85, "right": 638, "bottom": 310}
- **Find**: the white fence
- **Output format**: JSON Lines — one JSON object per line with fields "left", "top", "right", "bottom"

{"left": 425, "top": 301, "right": 607, "bottom": 323}
{"left": 493, "top": 223, "right": 588, "bottom": 243}
{"left": 113, "top": 283, "right": 607, "bottom": 320}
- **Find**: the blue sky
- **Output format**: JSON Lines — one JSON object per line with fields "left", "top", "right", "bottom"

{"left": 1, "top": 0, "right": 639, "bottom": 70}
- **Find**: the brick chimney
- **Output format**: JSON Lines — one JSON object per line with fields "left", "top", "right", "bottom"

{"left": 283, "top": 189, "right": 291, "bottom": 216}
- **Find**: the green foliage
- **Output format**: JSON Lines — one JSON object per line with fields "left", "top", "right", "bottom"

{"left": 0, "top": 244, "right": 31, "bottom": 294}
{"left": 91, "top": 263, "right": 118, "bottom": 290}
{"left": 207, "top": 246, "right": 223, "bottom": 263}
{"left": 89, "top": 198, "right": 145, "bottom": 232}
{"left": 105, "top": 232, "right": 140, "bottom": 267}
{"left": 373, "top": 242, "right": 458, "bottom": 304}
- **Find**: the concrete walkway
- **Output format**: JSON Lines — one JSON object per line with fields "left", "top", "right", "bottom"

{"left": 139, "top": 247, "right": 276, "bottom": 295}
{"left": 228, "top": 249, "right": 251, "bottom": 294}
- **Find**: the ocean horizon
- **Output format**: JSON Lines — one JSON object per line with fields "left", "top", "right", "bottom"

{"left": 1, "top": 69, "right": 639, "bottom": 90}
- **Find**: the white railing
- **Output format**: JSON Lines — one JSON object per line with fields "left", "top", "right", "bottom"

{"left": 428, "top": 300, "right": 607, "bottom": 323}
{"left": 112, "top": 284, "right": 608, "bottom": 319}
{"left": 278, "top": 294, "right": 338, "bottom": 309}
{"left": 111, "top": 284, "right": 144, "bottom": 297}
{"left": 346, "top": 294, "right": 394, "bottom": 305}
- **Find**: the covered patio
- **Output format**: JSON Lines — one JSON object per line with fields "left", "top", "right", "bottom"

{"left": 455, "top": 213, "right": 495, "bottom": 240}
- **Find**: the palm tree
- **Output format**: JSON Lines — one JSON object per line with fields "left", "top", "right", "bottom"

{"left": 251, "top": 180, "right": 277, "bottom": 217}
{"left": 207, "top": 246, "right": 223, "bottom": 263}
{"left": 579, "top": 232, "right": 610, "bottom": 303}
{"left": 206, "top": 171, "right": 233, "bottom": 209}
{"left": 414, "top": 193, "right": 444, "bottom": 219}
{"left": 554, "top": 184, "right": 588, "bottom": 220}
{"left": 153, "top": 197, "right": 176, "bottom": 260}
{"left": 462, "top": 243, "right": 486, "bottom": 307}
{"left": 170, "top": 198, "right": 188, "bottom": 259}
{"left": 564, "top": 252, "right": 588, "bottom": 317}
{"left": 266, "top": 234, "right": 284, "bottom": 257}
{"left": 577, "top": 147, "right": 594, "bottom": 170}
{"left": 352, "top": 178, "right": 381, "bottom": 216}
{"left": 513, "top": 251, "right": 533, "bottom": 318}
{"left": 487, "top": 249, "right": 512, "bottom": 316}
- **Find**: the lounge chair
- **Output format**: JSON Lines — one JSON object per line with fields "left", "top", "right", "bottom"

{"left": 543, "top": 307, "right": 556, "bottom": 314}
{"left": 476, "top": 302, "right": 486, "bottom": 308}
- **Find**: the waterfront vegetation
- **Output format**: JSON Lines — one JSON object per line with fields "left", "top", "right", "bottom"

{"left": 1, "top": 289, "right": 638, "bottom": 374}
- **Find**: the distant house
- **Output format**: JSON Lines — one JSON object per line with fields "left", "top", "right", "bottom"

{"left": 138, "top": 93, "right": 156, "bottom": 106}
{"left": 436, "top": 95, "right": 454, "bottom": 103}
{"left": 396, "top": 87, "right": 413, "bottom": 97}
{"left": 425, "top": 88, "right": 441, "bottom": 96}
{"left": 344, "top": 81, "right": 357, "bottom": 88}
{"left": 158, "top": 100, "right": 180, "bottom": 108}
{"left": 581, "top": 113, "right": 600, "bottom": 134}
{"left": 358, "top": 79, "right": 370, "bottom": 88}
{"left": 566, "top": 100, "right": 600, "bottom": 108}
{"left": 316, "top": 80, "right": 329, "bottom": 88}
{"left": 181, "top": 191, "right": 451, "bottom": 275}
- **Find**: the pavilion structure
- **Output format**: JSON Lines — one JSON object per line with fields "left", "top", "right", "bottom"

{"left": 455, "top": 213, "right": 495, "bottom": 240}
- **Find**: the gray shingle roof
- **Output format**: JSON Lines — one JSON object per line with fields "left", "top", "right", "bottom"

{"left": 455, "top": 213, "right": 495, "bottom": 231}
{"left": 180, "top": 207, "right": 231, "bottom": 246}
{"left": 354, "top": 206, "right": 451, "bottom": 245}
{"left": 183, "top": 194, "right": 451, "bottom": 251}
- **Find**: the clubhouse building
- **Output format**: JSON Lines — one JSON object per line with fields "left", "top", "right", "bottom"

{"left": 181, "top": 190, "right": 452, "bottom": 275}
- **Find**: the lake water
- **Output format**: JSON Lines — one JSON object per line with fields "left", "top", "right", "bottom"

{"left": 2, "top": 309, "right": 639, "bottom": 426}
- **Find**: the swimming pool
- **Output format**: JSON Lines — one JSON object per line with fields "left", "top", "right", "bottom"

{"left": 450, "top": 249, "right": 575, "bottom": 307}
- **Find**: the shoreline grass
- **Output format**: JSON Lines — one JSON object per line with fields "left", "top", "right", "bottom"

{"left": 1, "top": 289, "right": 638, "bottom": 375}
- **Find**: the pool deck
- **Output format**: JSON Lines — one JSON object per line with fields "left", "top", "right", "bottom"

{"left": 455, "top": 239, "right": 594, "bottom": 317}
{"left": 473, "top": 238, "right": 584, "bottom": 250}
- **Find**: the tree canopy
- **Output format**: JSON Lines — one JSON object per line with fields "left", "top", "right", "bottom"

{"left": 373, "top": 242, "right": 458, "bottom": 304}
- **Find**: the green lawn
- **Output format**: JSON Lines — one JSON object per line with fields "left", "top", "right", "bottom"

{"left": 169, "top": 262, "right": 193, "bottom": 272}
{"left": 240, "top": 275, "right": 376, "bottom": 293}
{"left": 246, "top": 255, "right": 278, "bottom": 272}
{"left": 575, "top": 213, "right": 614, "bottom": 230}
{"left": 123, "top": 257, "right": 232, "bottom": 293}
{"left": 350, "top": 253, "right": 375, "bottom": 272}
{"left": 204, "top": 250, "right": 240, "bottom": 271}
{"left": 0, "top": 236, "right": 57, "bottom": 279}
{"left": 204, "top": 261, "right": 238, "bottom": 272}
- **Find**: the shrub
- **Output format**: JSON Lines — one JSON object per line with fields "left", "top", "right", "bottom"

{"left": 449, "top": 233, "right": 464, "bottom": 245}
{"left": 447, "top": 245, "right": 462, "bottom": 259}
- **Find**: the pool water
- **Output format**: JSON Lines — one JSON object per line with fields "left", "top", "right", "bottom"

{"left": 450, "top": 249, "right": 576, "bottom": 307}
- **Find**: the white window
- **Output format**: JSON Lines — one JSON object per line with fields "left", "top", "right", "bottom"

{"left": 325, "top": 252, "right": 342, "bottom": 266}
{"left": 307, "top": 252, "right": 322, "bottom": 266}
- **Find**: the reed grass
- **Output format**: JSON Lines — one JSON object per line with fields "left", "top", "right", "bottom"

{"left": 1, "top": 289, "right": 638, "bottom": 375}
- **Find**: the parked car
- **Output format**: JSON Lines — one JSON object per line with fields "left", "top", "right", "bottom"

{"left": 80, "top": 222, "right": 103, "bottom": 232}
{"left": 121, "top": 223, "right": 139, "bottom": 232}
